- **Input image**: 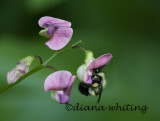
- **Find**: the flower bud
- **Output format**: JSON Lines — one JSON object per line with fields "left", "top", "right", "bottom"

{"left": 7, "top": 56, "right": 34, "bottom": 84}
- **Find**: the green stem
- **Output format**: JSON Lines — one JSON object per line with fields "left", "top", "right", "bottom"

{"left": 43, "top": 40, "right": 83, "bottom": 65}
{"left": 43, "top": 47, "right": 72, "bottom": 65}
{"left": 0, "top": 65, "right": 44, "bottom": 93}
{"left": 0, "top": 40, "right": 83, "bottom": 93}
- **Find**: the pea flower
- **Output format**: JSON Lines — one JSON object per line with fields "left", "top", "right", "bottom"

{"left": 44, "top": 71, "right": 76, "bottom": 104}
{"left": 77, "top": 50, "right": 112, "bottom": 84}
{"left": 38, "top": 16, "right": 73, "bottom": 50}
{"left": 7, "top": 56, "right": 34, "bottom": 84}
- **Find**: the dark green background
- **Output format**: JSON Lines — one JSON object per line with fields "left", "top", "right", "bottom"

{"left": 0, "top": 0, "right": 159, "bottom": 121}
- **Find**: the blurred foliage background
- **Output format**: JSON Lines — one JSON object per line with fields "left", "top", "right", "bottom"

{"left": 0, "top": 0, "right": 160, "bottom": 121}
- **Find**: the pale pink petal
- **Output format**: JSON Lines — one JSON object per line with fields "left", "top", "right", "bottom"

{"left": 87, "top": 54, "right": 112, "bottom": 70}
{"left": 38, "top": 16, "right": 71, "bottom": 28}
{"left": 44, "top": 71, "right": 73, "bottom": 92}
{"left": 7, "top": 68, "right": 22, "bottom": 84}
{"left": 45, "top": 27, "right": 73, "bottom": 50}
{"left": 7, "top": 63, "right": 28, "bottom": 84}
{"left": 66, "top": 76, "right": 76, "bottom": 96}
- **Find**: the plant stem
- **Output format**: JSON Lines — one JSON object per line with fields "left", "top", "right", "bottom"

{"left": 43, "top": 40, "right": 83, "bottom": 65}
{"left": 0, "top": 65, "right": 44, "bottom": 93}
{"left": 42, "top": 47, "right": 72, "bottom": 66}
{"left": 46, "top": 65, "right": 57, "bottom": 71}
{"left": 34, "top": 56, "right": 43, "bottom": 64}
{"left": 0, "top": 40, "right": 84, "bottom": 93}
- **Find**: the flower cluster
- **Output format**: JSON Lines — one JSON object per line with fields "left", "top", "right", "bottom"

{"left": 6, "top": 16, "right": 112, "bottom": 104}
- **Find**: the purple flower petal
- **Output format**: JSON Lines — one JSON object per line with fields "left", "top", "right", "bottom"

{"left": 83, "top": 71, "right": 92, "bottom": 84}
{"left": 38, "top": 16, "right": 71, "bottom": 28}
{"left": 51, "top": 76, "right": 76, "bottom": 104}
{"left": 87, "top": 54, "right": 112, "bottom": 70}
{"left": 47, "top": 25, "right": 55, "bottom": 36}
{"left": 56, "top": 91, "right": 70, "bottom": 104}
{"left": 44, "top": 71, "right": 75, "bottom": 92}
{"left": 45, "top": 27, "right": 73, "bottom": 50}
{"left": 51, "top": 91, "right": 70, "bottom": 104}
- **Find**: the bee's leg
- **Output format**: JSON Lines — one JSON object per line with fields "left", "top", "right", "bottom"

{"left": 96, "top": 84, "right": 103, "bottom": 104}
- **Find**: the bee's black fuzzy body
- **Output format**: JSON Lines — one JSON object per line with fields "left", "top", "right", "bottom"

{"left": 78, "top": 82, "right": 90, "bottom": 96}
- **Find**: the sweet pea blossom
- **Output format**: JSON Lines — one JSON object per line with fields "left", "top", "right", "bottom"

{"left": 44, "top": 71, "right": 76, "bottom": 104}
{"left": 77, "top": 50, "right": 112, "bottom": 84}
{"left": 7, "top": 56, "right": 34, "bottom": 84}
{"left": 38, "top": 16, "right": 73, "bottom": 50}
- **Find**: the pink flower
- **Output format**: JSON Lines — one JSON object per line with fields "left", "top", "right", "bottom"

{"left": 38, "top": 16, "right": 73, "bottom": 50}
{"left": 44, "top": 71, "right": 76, "bottom": 104}
{"left": 77, "top": 50, "right": 112, "bottom": 84}
{"left": 7, "top": 56, "right": 34, "bottom": 84}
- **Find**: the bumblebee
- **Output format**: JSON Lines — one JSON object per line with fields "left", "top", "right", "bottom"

{"left": 78, "top": 68, "right": 106, "bottom": 104}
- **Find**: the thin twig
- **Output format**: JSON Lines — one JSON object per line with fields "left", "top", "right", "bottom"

{"left": 34, "top": 56, "right": 43, "bottom": 64}
{"left": 72, "top": 46, "right": 87, "bottom": 51}
{"left": 46, "top": 65, "right": 57, "bottom": 71}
